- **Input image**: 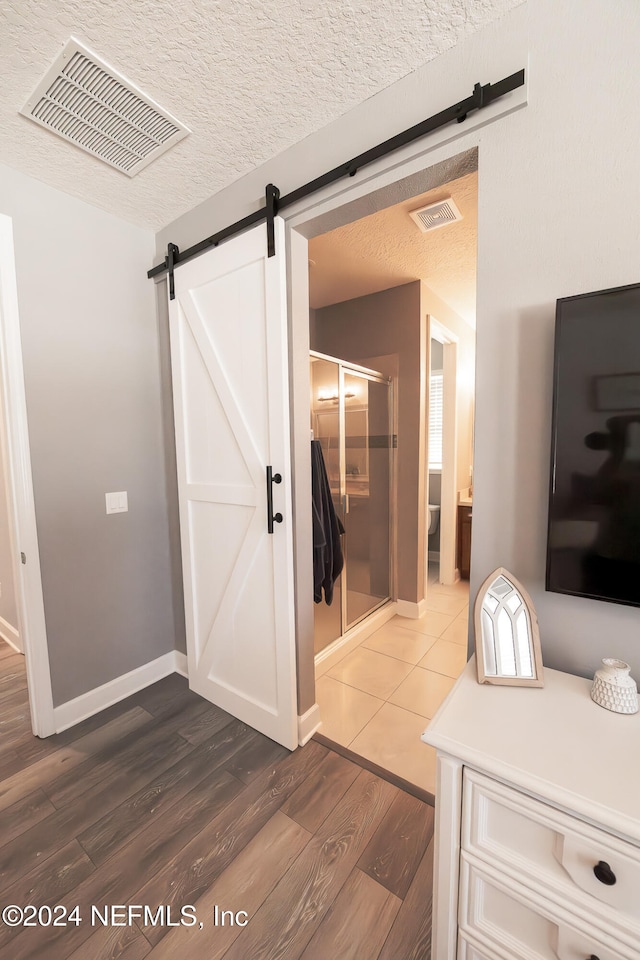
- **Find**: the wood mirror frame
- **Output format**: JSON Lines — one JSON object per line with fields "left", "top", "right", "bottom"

{"left": 473, "top": 567, "right": 544, "bottom": 687}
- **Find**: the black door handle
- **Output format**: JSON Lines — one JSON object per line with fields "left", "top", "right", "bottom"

{"left": 266, "top": 466, "right": 283, "bottom": 534}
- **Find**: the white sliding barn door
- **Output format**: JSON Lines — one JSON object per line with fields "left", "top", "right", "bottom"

{"left": 168, "top": 218, "right": 297, "bottom": 749}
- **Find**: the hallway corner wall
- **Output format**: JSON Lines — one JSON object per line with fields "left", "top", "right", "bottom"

{"left": 0, "top": 162, "right": 178, "bottom": 706}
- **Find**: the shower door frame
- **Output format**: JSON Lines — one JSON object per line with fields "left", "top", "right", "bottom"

{"left": 311, "top": 350, "right": 395, "bottom": 643}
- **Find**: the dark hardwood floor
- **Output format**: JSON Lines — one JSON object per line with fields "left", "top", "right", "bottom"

{"left": 0, "top": 638, "right": 434, "bottom": 959}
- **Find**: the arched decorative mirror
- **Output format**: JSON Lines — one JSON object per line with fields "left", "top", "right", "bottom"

{"left": 474, "top": 567, "right": 544, "bottom": 687}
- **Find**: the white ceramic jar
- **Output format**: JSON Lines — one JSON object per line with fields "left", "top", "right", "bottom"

{"left": 591, "top": 658, "right": 639, "bottom": 714}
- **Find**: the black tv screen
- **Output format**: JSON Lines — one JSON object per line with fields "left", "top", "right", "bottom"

{"left": 546, "top": 281, "right": 640, "bottom": 607}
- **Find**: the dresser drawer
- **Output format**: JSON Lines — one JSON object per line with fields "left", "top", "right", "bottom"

{"left": 457, "top": 935, "right": 500, "bottom": 960}
{"left": 460, "top": 858, "right": 634, "bottom": 960}
{"left": 462, "top": 768, "right": 640, "bottom": 936}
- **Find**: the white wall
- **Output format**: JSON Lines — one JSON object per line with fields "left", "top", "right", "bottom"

{"left": 471, "top": 0, "right": 640, "bottom": 680}
{"left": 157, "top": 0, "right": 640, "bottom": 681}
{"left": 0, "top": 162, "right": 178, "bottom": 705}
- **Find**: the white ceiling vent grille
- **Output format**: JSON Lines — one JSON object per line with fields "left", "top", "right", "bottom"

{"left": 409, "top": 197, "right": 463, "bottom": 233}
{"left": 19, "top": 38, "right": 190, "bottom": 177}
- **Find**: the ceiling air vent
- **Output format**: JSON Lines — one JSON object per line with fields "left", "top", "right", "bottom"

{"left": 19, "top": 38, "right": 190, "bottom": 177}
{"left": 409, "top": 197, "right": 463, "bottom": 233}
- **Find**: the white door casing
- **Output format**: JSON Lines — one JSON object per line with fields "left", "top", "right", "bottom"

{"left": 0, "top": 214, "right": 54, "bottom": 736}
{"left": 428, "top": 317, "right": 459, "bottom": 587}
{"left": 168, "top": 218, "right": 298, "bottom": 750}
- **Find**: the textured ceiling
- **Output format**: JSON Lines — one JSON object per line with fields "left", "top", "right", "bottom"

{"left": 1, "top": 0, "right": 521, "bottom": 231}
{"left": 309, "top": 171, "right": 477, "bottom": 325}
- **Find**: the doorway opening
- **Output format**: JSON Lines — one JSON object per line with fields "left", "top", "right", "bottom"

{"left": 304, "top": 153, "right": 477, "bottom": 796}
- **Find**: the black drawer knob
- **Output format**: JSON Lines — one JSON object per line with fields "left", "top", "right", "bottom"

{"left": 589, "top": 955, "right": 600, "bottom": 960}
{"left": 593, "top": 860, "right": 616, "bottom": 885}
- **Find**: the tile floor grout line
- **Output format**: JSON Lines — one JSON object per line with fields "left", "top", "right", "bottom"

{"left": 344, "top": 697, "right": 388, "bottom": 750}
{"left": 322, "top": 671, "right": 410, "bottom": 702}
{"left": 359, "top": 644, "right": 439, "bottom": 667}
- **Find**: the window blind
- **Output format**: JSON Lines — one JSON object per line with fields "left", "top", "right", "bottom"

{"left": 429, "top": 372, "right": 444, "bottom": 469}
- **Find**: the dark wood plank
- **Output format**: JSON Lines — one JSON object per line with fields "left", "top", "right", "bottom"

{"left": 357, "top": 790, "right": 434, "bottom": 898}
{"left": 0, "top": 837, "right": 94, "bottom": 906}
{"left": 130, "top": 673, "right": 191, "bottom": 715}
{"left": 0, "top": 705, "right": 31, "bottom": 743}
{"left": 0, "top": 839, "right": 96, "bottom": 952}
{"left": 43, "top": 695, "right": 219, "bottom": 809}
{"left": 281, "top": 749, "right": 361, "bottom": 833}
{"left": 0, "top": 725, "right": 195, "bottom": 889}
{"left": 0, "top": 748, "right": 19, "bottom": 779}
{"left": 8, "top": 769, "right": 245, "bottom": 960}
{"left": 118, "top": 811, "right": 311, "bottom": 960}
{"left": 223, "top": 731, "right": 289, "bottom": 784}
{"left": 78, "top": 720, "right": 258, "bottom": 865}
{"left": 0, "top": 706, "right": 151, "bottom": 813}
{"left": 134, "top": 686, "right": 213, "bottom": 727}
{"left": 300, "top": 868, "right": 401, "bottom": 960}
{"left": 0, "top": 688, "right": 186, "bottom": 775}
{"left": 377, "top": 837, "right": 434, "bottom": 960}
{"left": 0, "top": 661, "right": 27, "bottom": 683}
{"left": 0, "top": 788, "right": 56, "bottom": 847}
{"left": 0, "top": 685, "right": 30, "bottom": 720}
{"left": 220, "top": 769, "right": 398, "bottom": 960}
{"left": 67, "top": 924, "right": 152, "bottom": 960}
{"left": 0, "top": 653, "right": 24, "bottom": 672}
{"left": 0, "top": 657, "right": 27, "bottom": 699}
{"left": 177, "top": 703, "right": 235, "bottom": 744}
{"left": 136, "top": 739, "right": 328, "bottom": 946}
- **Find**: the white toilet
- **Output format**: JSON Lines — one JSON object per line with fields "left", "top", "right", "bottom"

{"left": 428, "top": 503, "right": 440, "bottom": 535}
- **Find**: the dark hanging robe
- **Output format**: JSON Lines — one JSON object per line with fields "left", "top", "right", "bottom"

{"left": 311, "top": 440, "right": 345, "bottom": 605}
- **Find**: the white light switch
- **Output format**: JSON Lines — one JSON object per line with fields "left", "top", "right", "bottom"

{"left": 105, "top": 491, "right": 128, "bottom": 514}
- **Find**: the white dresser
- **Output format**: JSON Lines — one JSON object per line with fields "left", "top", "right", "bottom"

{"left": 422, "top": 659, "right": 640, "bottom": 960}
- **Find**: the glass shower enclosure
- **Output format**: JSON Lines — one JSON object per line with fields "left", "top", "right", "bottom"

{"left": 310, "top": 351, "right": 393, "bottom": 655}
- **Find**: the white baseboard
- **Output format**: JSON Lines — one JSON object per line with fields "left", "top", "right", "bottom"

{"left": 53, "top": 650, "right": 182, "bottom": 734}
{"left": 396, "top": 598, "right": 427, "bottom": 619}
{"left": 0, "top": 614, "right": 21, "bottom": 653}
{"left": 174, "top": 650, "right": 189, "bottom": 678}
{"left": 298, "top": 703, "right": 321, "bottom": 745}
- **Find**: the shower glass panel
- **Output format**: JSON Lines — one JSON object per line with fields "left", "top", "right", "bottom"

{"left": 310, "top": 352, "right": 392, "bottom": 654}
{"left": 344, "top": 371, "right": 391, "bottom": 628}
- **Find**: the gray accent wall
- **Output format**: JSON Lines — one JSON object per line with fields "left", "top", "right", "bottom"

{"left": 313, "top": 282, "right": 425, "bottom": 605}
{"left": 0, "top": 162, "right": 178, "bottom": 705}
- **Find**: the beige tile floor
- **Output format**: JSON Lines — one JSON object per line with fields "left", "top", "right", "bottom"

{"left": 315, "top": 571, "right": 470, "bottom": 795}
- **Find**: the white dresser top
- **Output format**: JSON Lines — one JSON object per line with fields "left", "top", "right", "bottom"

{"left": 422, "top": 658, "right": 640, "bottom": 845}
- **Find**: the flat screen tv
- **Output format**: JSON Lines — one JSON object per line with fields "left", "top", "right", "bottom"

{"left": 547, "top": 281, "right": 640, "bottom": 607}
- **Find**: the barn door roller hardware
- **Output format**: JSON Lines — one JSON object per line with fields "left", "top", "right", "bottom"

{"left": 150, "top": 68, "right": 524, "bottom": 297}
